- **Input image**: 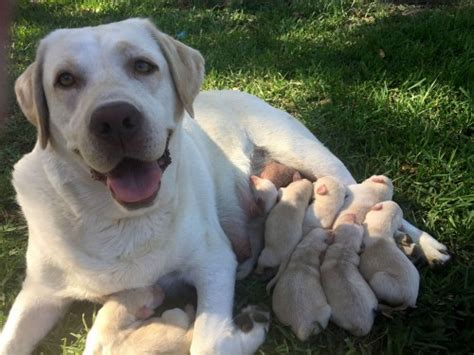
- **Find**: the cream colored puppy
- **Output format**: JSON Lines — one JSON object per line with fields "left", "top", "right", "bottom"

{"left": 237, "top": 176, "right": 278, "bottom": 279}
{"left": 332, "top": 175, "right": 393, "bottom": 227}
{"left": 303, "top": 176, "right": 346, "bottom": 234}
{"left": 321, "top": 214, "right": 378, "bottom": 336}
{"left": 84, "top": 286, "right": 193, "bottom": 355}
{"left": 257, "top": 176, "right": 313, "bottom": 269}
{"left": 360, "top": 201, "right": 420, "bottom": 308}
{"left": 269, "top": 228, "right": 332, "bottom": 341}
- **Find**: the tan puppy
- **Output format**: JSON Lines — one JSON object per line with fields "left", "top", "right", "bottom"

{"left": 321, "top": 214, "right": 378, "bottom": 336}
{"left": 237, "top": 176, "right": 278, "bottom": 279}
{"left": 333, "top": 175, "right": 393, "bottom": 227}
{"left": 84, "top": 286, "right": 193, "bottom": 355}
{"left": 259, "top": 162, "right": 298, "bottom": 189}
{"left": 270, "top": 228, "right": 332, "bottom": 341}
{"left": 360, "top": 201, "right": 420, "bottom": 308}
{"left": 257, "top": 176, "right": 313, "bottom": 269}
{"left": 303, "top": 176, "right": 346, "bottom": 234}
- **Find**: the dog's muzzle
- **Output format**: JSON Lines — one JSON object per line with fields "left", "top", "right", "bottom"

{"left": 90, "top": 134, "right": 172, "bottom": 209}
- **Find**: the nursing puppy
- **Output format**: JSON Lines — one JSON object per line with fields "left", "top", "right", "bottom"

{"left": 333, "top": 175, "right": 393, "bottom": 228}
{"left": 302, "top": 176, "right": 346, "bottom": 234}
{"left": 259, "top": 162, "right": 298, "bottom": 189}
{"left": 321, "top": 214, "right": 378, "bottom": 336}
{"left": 84, "top": 286, "right": 194, "bottom": 355}
{"left": 269, "top": 228, "right": 332, "bottom": 341}
{"left": 257, "top": 175, "right": 313, "bottom": 269}
{"left": 360, "top": 201, "right": 420, "bottom": 308}
{"left": 237, "top": 176, "right": 278, "bottom": 279}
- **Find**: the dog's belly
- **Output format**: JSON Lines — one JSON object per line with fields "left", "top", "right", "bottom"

{"left": 191, "top": 91, "right": 278, "bottom": 261}
{"left": 184, "top": 111, "right": 259, "bottom": 262}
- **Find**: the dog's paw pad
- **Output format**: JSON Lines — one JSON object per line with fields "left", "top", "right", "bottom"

{"left": 234, "top": 313, "right": 254, "bottom": 333}
{"left": 429, "top": 251, "right": 451, "bottom": 266}
{"left": 235, "top": 305, "right": 271, "bottom": 333}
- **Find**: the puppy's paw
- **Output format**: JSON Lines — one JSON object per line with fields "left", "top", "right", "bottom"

{"left": 234, "top": 305, "right": 270, "bottom": 334}
{"left": 236, "top": 260, "right": 254, "bottom": 280}
{"left": 419, "top": 232, "right": 450, "bottom": 265}
{"left": 161, "top": 308, "right": 192, "bottom": 328}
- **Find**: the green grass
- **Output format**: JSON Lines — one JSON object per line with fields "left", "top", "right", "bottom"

{"left": 1, "top": 0, "right": 474, "bottom": 353}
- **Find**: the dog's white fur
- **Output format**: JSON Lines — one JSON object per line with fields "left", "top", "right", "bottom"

{"left": 0, "top": 18, "right": 449, "bottom": 354}
{"left": 302, "top": 176, "right": 346, "bottom": 234}
{"left": 269, "top": 228, "right": 331, "bottom": 341}
{"left": 360, "top": 202, "right": 420, "bottom": 308}
{"left": 84, "top": 286, "right": 193, "bottom": 355}
{"left": 321, "top": 214, "right": 378, "bottom": 336}
{"left": 257, "top": 178, "right": 313, "bottom": 269}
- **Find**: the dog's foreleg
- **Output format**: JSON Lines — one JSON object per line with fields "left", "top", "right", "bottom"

{"left": 0, "top": 279, "right": 70, "bottom": 355}
{"left": 189, "top": 246, "right": 269, "bottom": 355}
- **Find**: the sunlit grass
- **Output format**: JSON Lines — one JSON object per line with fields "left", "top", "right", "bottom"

{"left": 1, "top": 0, "right": 473, "bottom": 353}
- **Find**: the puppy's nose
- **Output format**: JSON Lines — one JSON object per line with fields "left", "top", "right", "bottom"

{"left": 90, "top": 102, "right": 142, "bottom": 144}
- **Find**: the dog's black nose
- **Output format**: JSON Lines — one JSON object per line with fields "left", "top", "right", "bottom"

{"left": 90, "top": 102, "right": 142, "bottom": 144}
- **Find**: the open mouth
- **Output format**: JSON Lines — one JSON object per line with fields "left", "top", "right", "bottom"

{"left": 90, "top": 138, "right": 172, "bottom": 209}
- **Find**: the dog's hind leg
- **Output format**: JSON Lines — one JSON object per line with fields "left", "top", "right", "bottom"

{"left": 236, "top": 91, "right": 449, "bottom": 264}
{"left": 401, "top": 220, "right": 450, "bottom": 265}
{"left": 233, "top": 94, "right": 355, "bottom": 184}
{"left": 246, "top": 102, "right": 450, "bottom": 265}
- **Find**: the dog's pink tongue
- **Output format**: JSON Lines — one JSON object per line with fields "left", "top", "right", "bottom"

{"left": 106, "top": 159, "right": 162, "bottom": 203}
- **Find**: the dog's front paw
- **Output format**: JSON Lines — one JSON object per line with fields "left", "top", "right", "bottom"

{"left": 221, "top": 305, "right": 270, "bottom": 354}
{"left": 419, "top": 232, "right": 450, "bottom": 265}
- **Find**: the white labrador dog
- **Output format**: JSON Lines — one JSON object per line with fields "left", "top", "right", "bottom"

{"left": 0, "top": 18, "right": 449, "bottom": 354}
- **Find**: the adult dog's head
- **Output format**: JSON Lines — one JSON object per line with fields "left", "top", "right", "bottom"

{"left": 15, "top": 18, "right": 204, "bottom": 209}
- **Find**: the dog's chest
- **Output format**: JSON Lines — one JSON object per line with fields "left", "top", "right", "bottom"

{"left": 56, "top": 213, "right": 185, "bottom": 298}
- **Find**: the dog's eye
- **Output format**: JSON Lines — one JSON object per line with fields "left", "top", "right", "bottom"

{"left": 57, "top": 72, "right": 76, "bottom": 88}
{"left": 134, "top": 60, "right": 156, "bottom": 74}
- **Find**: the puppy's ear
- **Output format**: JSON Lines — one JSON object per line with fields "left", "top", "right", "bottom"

{"left": 371, "top": 203, "right": 383, "bottom": 211}
{"left": 292, "top": 171, "right": 302, "bottom": 181}
{"left": 146, "top": 20, "right": 205, "bottom": 118}
{"left": 316, "top": 184, "right": 328, "bottom": 195}
{"left": 249, "top": 175, "right": 261, "bottom": 189}
{"left": 15, "top": 49, "right": 50, "bottom": 149}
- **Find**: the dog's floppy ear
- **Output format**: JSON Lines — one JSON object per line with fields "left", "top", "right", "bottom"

{"left": 146, "top": 21, "right": 205, "bottom": 118}
{"left": 15, "top": 48, "right": 50, "bottom": 149}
